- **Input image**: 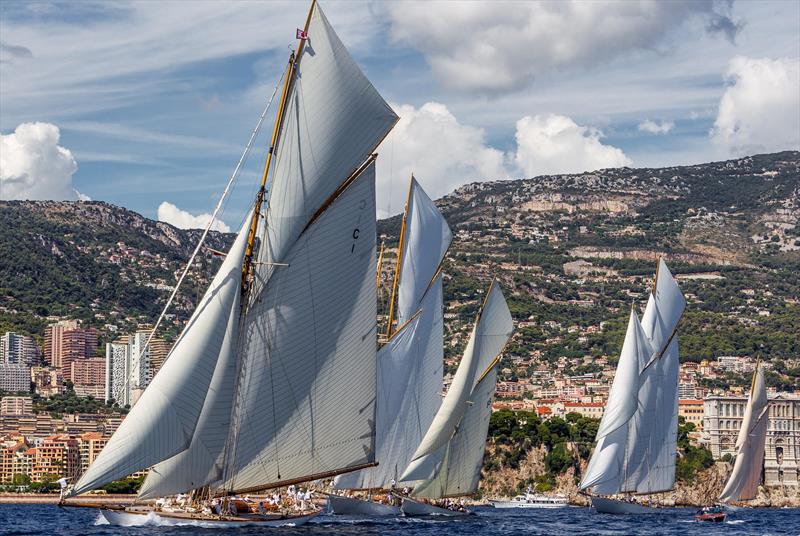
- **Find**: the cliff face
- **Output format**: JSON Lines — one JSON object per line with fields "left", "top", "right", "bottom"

{"left": 479, "top": 452, "right": 800, "bottom": 507}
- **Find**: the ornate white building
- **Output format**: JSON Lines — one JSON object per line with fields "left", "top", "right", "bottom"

{"left": 703, "top": 393, "right": 799, "bottom": 488}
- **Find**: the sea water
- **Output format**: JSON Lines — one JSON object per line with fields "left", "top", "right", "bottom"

{"left": 1, "top": 504, "right": 799, "bottom": 535}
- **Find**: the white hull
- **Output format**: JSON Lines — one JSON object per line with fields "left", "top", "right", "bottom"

{"left": 99, "top": 508, "right": 319, "bottom": 527}
{"left": 490, "top": 500, "right": 567, "bottom": 509}
{"left": 590, "top": 496, "right": 666, "bottom": 515}
{"left": 327, "top": 494, "right": 401, "bottom": 516}
{"left": 400, "top": 496, "right": 472, "bottom": 517}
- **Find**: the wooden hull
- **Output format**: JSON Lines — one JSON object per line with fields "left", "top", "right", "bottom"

{"left": 327, "top": 494, "right": 401, "bottom": 516}
{"left": 400, "top": 496, "right": 472, "bottom": 517}
{"left": 695, "top": 512, "right": 726, "bottom": 522}
{"left": 590, "top": 496, "right": 666, "bottom": 515}
{"left": 92, "top": 506, "right": 320, "bottom": 528}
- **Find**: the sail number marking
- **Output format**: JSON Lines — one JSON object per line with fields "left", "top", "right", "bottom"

{"left": 351, "top": 199, "right": 367, "bottom": 253}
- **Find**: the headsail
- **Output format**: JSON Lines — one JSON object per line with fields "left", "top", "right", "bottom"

{"left": 580, "top": 258, "right": 685, "bottom": 495}
{"left": 70, "top": 216, "right": 251, "bottom": 496}
{"left": 401, "top": 281, "right": 513, "bottom": 497}
{"left": 719, "top": 363, "right": 768, "bottom": 502}
{"left": 579, "top": 309, "right": 653, "bottom": 494}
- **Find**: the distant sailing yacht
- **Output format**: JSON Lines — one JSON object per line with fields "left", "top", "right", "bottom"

{"left": 62, "top": 0, "right": 400, "bottom": 527}
{"left": 328, "top": 177, "right": 452, "bottom": 516}
{"left": 719, "top": 361, "right": 769, "bottom": 504}
{"left": 580, "top": 258, "right": 686, "bottom": 515}
{"left": 399, "top": 280, "right": 514, "bottom": 516}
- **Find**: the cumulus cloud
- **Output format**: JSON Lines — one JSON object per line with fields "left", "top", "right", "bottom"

{"left": 376, "top": 102, "right": 507, "bottom": 216}
{"left": 514, "top": 114, "right": 632, "bottom": 178}
{"left": 710, "top": 56, "right": 800, "bottom": 156}
{"left": 638, "top": 119, "right": 675, "bottom": 135}
{"left": 0, "top": 122, "right": 86, "bottom": 200}
{"left": 375, "top": 104, "right": 632, "bottom": 214}
{"left": 157, "top": 201, "right": 230, "bottom": 232}
{"left": 386, "top": 0, "right": 741, "bottom": 93}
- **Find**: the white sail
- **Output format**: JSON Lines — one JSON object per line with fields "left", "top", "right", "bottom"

{"left": 218, "top": 2, "right": 397, "bottom": 493}
{"left": 334, "top": 275, "right": 445, "bottom": 490}
{"left": 70, "top": 216, "right": 251, "bottom": 496}
{"left": 224, "top": 162, "right": 379, "bottom": 492}
{"left": 641, "top": 258, "right": 686, "bottom": 357}
{"left": 138, "top": 252, "right": 245, "bottom": 499}
{"left": 720, "top": 363, "right": 768, "bottom": 502}
{"left": 413, "top": 359, "right": 500, "bottom": 498}
{"left": 624, "top": 260, "right": 685, "bottom": 493}
{"left": 335, "top": 178, "right": 450, "bottom": 490}
{"left": 401, "top": 282, "right": 512, "bottom": 491}
{"left": 396, "top": 178, "right": 452, "bottom": 325}
{"left": 579, "top": 309, "right": 653, "bottom": 494}
{"left": 257, "top": 3, "right": 397, "bottom": 272}
{"left": 620, "top": 337, "right": 679, "bottom": 493}
{"left": 581, "top": 258, "right": 685, "bottom": 495}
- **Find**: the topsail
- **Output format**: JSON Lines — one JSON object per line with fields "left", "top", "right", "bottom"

{"left": 719, "top": 362, "right": 768, "bottom": 502}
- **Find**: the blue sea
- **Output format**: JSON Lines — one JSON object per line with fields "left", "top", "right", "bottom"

{"left": 1, "top": 504, "right": 799, "bottom": 535}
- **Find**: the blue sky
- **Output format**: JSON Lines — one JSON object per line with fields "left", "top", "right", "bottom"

{"left": 1, "top": 0, "right": 798, "bottom": 231}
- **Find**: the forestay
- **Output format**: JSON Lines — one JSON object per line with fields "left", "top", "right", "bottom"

{"left": 401, "top": 282, "right": 513, "bottom": 494}
{"left": 720, "top": 363, "right": 769, "bottom": 502}
{"left": 224, "top": 163, "right": 378, "bottom": 492}
{"left": 69, "top": 216, "right": 251, "bottom": 496}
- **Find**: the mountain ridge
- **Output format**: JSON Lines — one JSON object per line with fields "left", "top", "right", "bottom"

{"left": 1, "top": 151, "right": 798, "bottom": 390}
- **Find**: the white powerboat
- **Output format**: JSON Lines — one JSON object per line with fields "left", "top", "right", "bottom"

{"left": 491, "top": 492, "right": 568, "bottom": 509}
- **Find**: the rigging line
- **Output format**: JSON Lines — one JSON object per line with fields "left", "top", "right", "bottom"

{"left": 143, "top": 69, "right": 286, "bottom": 357}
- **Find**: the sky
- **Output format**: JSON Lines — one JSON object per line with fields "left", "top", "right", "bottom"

{"left": 1, "top": 0, "right": 798, "bottom": 232}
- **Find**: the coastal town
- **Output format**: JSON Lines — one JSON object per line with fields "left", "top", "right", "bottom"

{"left": 2, "top": 320, "right": 797, "bottom": 493}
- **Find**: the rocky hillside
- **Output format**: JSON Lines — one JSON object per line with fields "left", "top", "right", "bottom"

{"left": 0, "top": 200, "right": 230, "bottom": 342}
{"left": 1, "top": 152, "right": 798, "bottom": 388}
{"left": 383, "top": 151, "right": 798, "bottom": 388}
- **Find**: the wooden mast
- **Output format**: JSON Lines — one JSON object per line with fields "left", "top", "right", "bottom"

{"left": 376, "top": 241, "right": 385, "bottom": 289}
{"left": 240, "top": 0, "right": 317, "bottom": 292}
{"left": 385, "top": 175, "right": 414, "bottom": 338}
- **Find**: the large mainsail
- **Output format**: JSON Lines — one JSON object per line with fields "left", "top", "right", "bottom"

{"left": 70, "top": 216, "right": 252, "bottom": 496}
{"left": 400, "top": 281, "right": 513, "bottom": 497}
{"left": 220, "top": 2, "right": 398, "bottom": 493}
{"left": 580, "top": 258, "right": 685, "bottom": 496}
{"left": 334, "top": 178, "right": 451, "bottom": 490}
{"left": 719, "top": 363, "right": 769, "bottom": 502}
